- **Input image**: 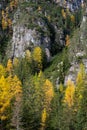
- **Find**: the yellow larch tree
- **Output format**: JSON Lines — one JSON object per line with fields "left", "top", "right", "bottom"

{"left": 61, "top": 9, "right": 66, "bottom": 19}
{"left": 40, "top": 78, "right": 54, "bottom": 130}
{"left": 43, "top": 79, "right": 54, "bottom": 109}
{"left": 0, "top": 61, "right": 22, "bottom": 121}
{"left": 59, "top": 83, "right": 64, "bottom": 92}
{"left": 6, "top": 59, "right": 13, "bottom": 73}
{"left": 2, "top": 18, "right": 8, "bottom": 30}
{"left": 0, "top": 74, "right": 22, "bottom": 121}
{"left": 7, "top": 18, "right": 12, "bottom": 28}
{"left": 13, "top": 57, "right": 19, "bottom": 67}
{"left": 1, "top": 10, "right": 8, "bottom": 30}
{"left": 75, "top": 64, "right": 86, "bottom": 104}
{"left": 25, "top": 50, "right": 31, "bottom": 61}
{"left": 2, "top": 10, "right": 5, "bottom": 17}
{"left": 65, "top": 35, "right": 70, "bottom": 46}
{"left": 7, "top": 74, "right": 22, "bottom": 95}
{"left": 32, "top": 46, "right": 43, "bottom": 70}
{"left": 41, "top": 108, "right": 47, "bottom": 125}
{"left": 1, "top": 0, "right": 18, "bottom": 30}
{"left": 76, "top": 64, "right": 85, "bottom": 85}
{"left": 32, "top": 47, "right": 42, "bottom": 63}
{"left": 71, "top": 14, "right": 75, "bottom": 23}
{"left": 76, "top": 64, "right": 85, "bottom": 93}
{"left": 0, "top": 76, "right": 10, "bottom": 120}
{"left": 9, "top": 0, "right": 18, "bottom": 11}
{"left": 38, "top": 6, "right": 42, "bottom": 11}
{"left": 40, "top": 108, "right": 47, "bottom": 130}
{"left": 64, "top": 79, "right": 75, "bottom": 107}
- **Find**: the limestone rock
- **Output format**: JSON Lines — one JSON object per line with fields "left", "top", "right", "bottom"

{"left": 64, "top": 10, "right": 87, "bottom": 84}
{"left": 8, "top": 4, "right": 65, "bottom": 60}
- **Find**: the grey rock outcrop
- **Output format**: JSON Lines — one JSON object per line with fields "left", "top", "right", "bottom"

{"left": 54, "top": 0, "right": 84, "bottom": 12}
{"left": 8, "top": 3, "right": 65, "bottom": 59}
{"left": 64, "top": 10, "right": 87, "bottom": 84}
{"left": 10, "top": 26, "right": 51, "bottom": 58}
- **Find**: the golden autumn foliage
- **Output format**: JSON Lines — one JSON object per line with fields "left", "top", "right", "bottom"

{"left": 64, "top": 79, "right": 75, "bottom": 107}
{"left": 2, "top": 10, "right": 5, "bottom": 16}
{"left": 41, "top": 108, "right": 47, "bottom": 125}
{"left": 76, "top": 64, "right": 85, "bottom": 101}
{"left": 76, "top": 64, "right": 85, "bottom": 85}
{"left": 39, "top": 77, "right": 54, "bottom": 130}
{"left": 2, "top": 10, "right": 8, "bottom": 30}
{"left": 32, "top": 47, "right": 42, "bottom": 63}
{"left": 13, "top": 57, "right": 19, "bottom": 67}
{"left": 76, "top": 71, "right": 83, "bottom": 87}
{"left": 38, "top": 71, "right": 44, "bottom": 79}
{"left": 2, "top": 18, "right": 8, "bottom": 30}
{"left": 0, "top": 62, "right": 22, "bottom": 120}
{"left": 1, "top": 0, "right": 18, "bottom": 30}
{"left": 0, "top": 76, "right": 10, "bottom": 120}
{"left": 2, "top": 11, "right": 12, "bottom": 30}
{"left": 65, "top": 35, "right": 70, "bottom": 46}
{"left": 61, "top": 9, "right": 66, "bottom": 19}
{"left": 43, "top": 79, "right": 54, "bottom": 108}
{"left": 59, "top": 83, "right": 64, "bottom": 92}
{"left": 7, "top": 75, "right": 22, "bottom": 95}
{"left": 0, "top": 75, "right": 22, "bottom": 120}
{"left": 25, "top": 50, "right": 31, "bottom": 61}
{"left": 8, "top": 18, "right": 12, "bottom": 28}
{"left": 10, "top": 0, "right": 18, "bottom": 11}
{"left": 38, "top": 6, "right": 42, "bottom": 11}
{"left": 32, "top": 47, "right": 43, "bottom": 70}
{"left": 2, "top": 9, "right": 8, "bottom": 30}
{"left": 6, "top": 59, "right": 13, "bottom": 72}
{"left": 71, "top": 15, "right": 75, "bottom": 23}
{"left": 40, "top": 108, "right": 47, "bottom": 130}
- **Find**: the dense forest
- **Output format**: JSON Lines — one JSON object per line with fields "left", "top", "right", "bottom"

{"left": 0, "top": 0, "right": 87, "bottom": 130}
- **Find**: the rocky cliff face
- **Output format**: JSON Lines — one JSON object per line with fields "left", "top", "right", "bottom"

{"left": 11, "top": 26, "right": 51, "bottom": 58}
{"left": 8, "top": 1, "right": 65, "bottom": 59}
{"left": 64, "top": 9, "right": 87, "bottom": 84}
{"left": 54, "top": 0, "right": 85, "bottom": 11}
